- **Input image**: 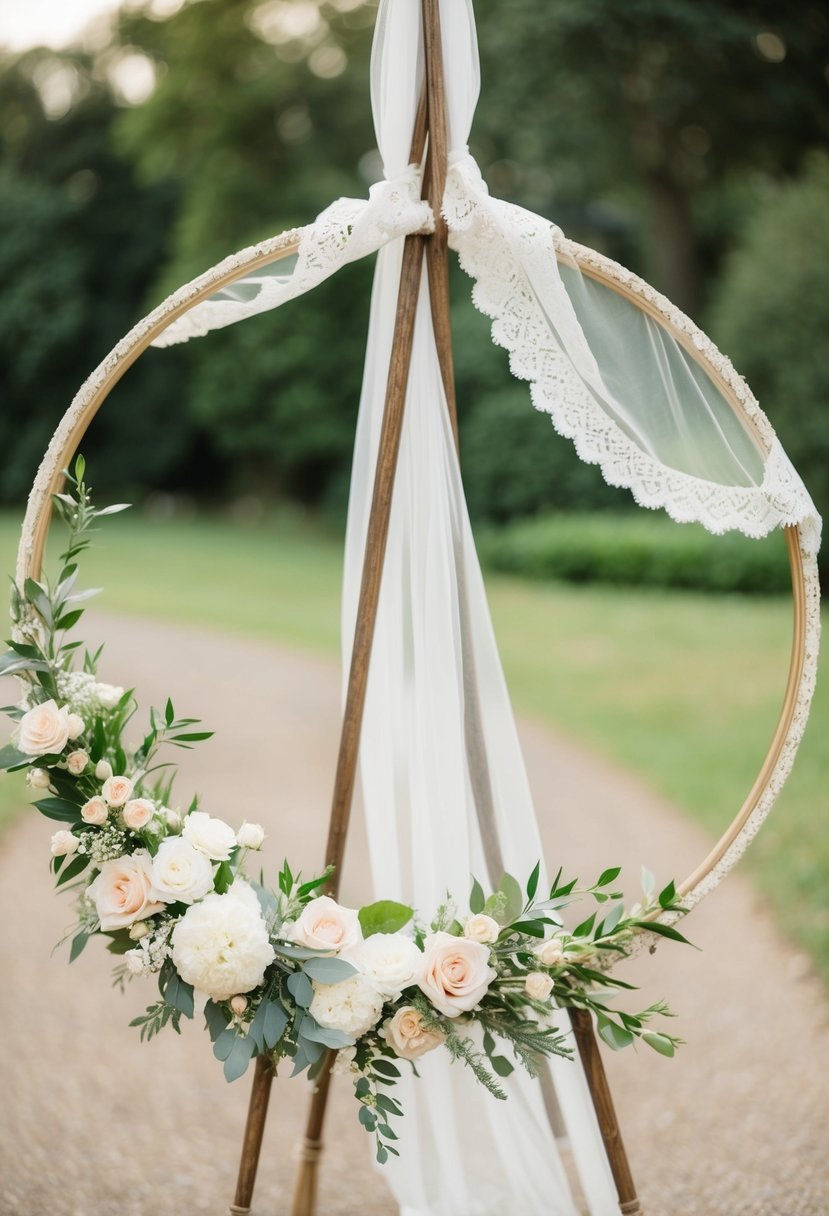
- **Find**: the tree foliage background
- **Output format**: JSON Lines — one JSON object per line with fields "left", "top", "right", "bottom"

{"left": 1, "top": 0, "right": 827, "bottom": 551}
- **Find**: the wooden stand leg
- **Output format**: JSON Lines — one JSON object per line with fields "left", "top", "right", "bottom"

{"left": 569, "top": 1008, "right": 643, "bottom": 1215}
{"left": 229, "top": 1056, "right": 275, "bottom": 1215}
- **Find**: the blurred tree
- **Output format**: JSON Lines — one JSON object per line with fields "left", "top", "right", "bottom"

{"left": 0, "top": 47, "right": 197, "bottom": 502}
{"left": 473, "top": 0, "right": 829, "bottom": 314}
{"left": 708, "top": 153, "right": 829, "bottom": 574}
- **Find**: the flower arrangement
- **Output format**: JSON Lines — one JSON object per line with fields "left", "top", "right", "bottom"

{"left": 1, "top": 460, "right": 690, "bottom": 1164}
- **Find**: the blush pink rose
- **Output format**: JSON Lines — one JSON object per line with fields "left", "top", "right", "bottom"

{"left": 417, "top": 931, "right": 496, "bottom": 1017}
{"left": 81, "top": 796, "right": 109, "bottom": 826}
{"left": 102, "top": 775, "right": 134, "bottom": 807}
{"left": 290, "top": 895, "right": 362, "bottom": 954}
{"left": 66, "top": 750, "right": 89, "bottom": 776}
{"left": 17, "top": 700, "right": 71, "bottom": 757}
{"left": 383, "top": 1006, "right": 444, "bottom": 1061}
{"left": 87, "top": 850, "right": 164, "bottom": 930}
{"left": 123, "top": 798, "right": 155, "bottom": 830}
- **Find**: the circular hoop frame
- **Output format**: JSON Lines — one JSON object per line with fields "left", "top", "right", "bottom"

{"left": 15, "top": 230, "right": 817, "bottom": 916}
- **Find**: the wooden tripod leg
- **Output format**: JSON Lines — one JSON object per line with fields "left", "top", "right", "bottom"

{"left": 230, "top": 1056, "right": 274, "bottom": 1215}
{"left": 569, "top": 1008, "right": 643, "bottom": 1215}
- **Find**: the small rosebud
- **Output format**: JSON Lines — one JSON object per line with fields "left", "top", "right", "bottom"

{"left": 95, "top": 759, "right": 113, "bottom": 781}
{"left": 524, "top": 971, "right": 554, "bottom": 1002}
{"left": 50, "top": 829, "right": 79, "bottom": 857}
{"left": 26, "top": 767, "right": 51, "bottom": 789}
{"left": 230, "top": 995, "right": 248, "bottom": 1016}
{"left": 236, "top": 821, "right": 265, "bottom": 850}
{"left": 164, "top": 806, "right": 182, "bottom": 831}
{"left": 129, "top": 921, "right": 150, "bottom": 941}
{"left": 66, "top": 713, "right": 85, "bottom": 741}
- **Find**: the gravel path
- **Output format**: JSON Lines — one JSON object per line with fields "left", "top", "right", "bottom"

{"left": 0, "top": 612, "right": 826, "bottom": 1216}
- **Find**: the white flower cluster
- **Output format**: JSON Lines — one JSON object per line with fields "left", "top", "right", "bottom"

{"left": 56, "top": 670, "right": 124, "bottom": 718}
{"left": 78, "top": 823, "right": 129, "bottom": 864}
{"left": 171, "top": 881, "right": 275, "bottom": 1001}
{"left": 124, "top": 923, "right": 172, "bottom": 977}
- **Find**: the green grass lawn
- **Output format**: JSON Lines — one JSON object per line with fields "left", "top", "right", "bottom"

{"left": 0, "top": 508, "right": 825, "bottom": 978}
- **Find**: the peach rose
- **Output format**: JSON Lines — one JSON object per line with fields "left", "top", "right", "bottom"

{"left": 417, "top": 931, "right": 497, "bottom": 1017}
{"left": 524, "top": 971, "right": 554, "bottom": 1001}
{"left": 87, "top": 850, "right": 164, "bottom": 930}
{"left": 290, "top": 895, "right": 362, "bottom": 954}
{"left": 102, "top": 774, "right": 134, "bottom": 807}
{"left": 66, "top": 750, "right": 89, "bottom": 776}
{"left": 81, "top": 796, "right": 109, "bottom": 826}
{"left": 463, "top": 913, "right": 500, "bottom": 944}
{"left": 50, "top": 830, "right": 79, "bottom": 857}
{"left": 18, "top": 700, "right": 71, "bottom": 757}
{"left": 123, "top": 798, "right": 155, "bottom": 831}
{"left": 383, "top": 1006, "right": 444, "bottom": 1061}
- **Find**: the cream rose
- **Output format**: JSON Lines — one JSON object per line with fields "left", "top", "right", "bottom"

{"left": 66, "top": 750, "right": 89, "bottom": 776}
{"left": 87, "top": 850, "right": 164, "bottom": 930}
{"left": 18, "top": 700, "right": 71, "bottom": 757}
{"left": 346, "top": 932, "right": 421, "bottom": 1000}
{"left": 81, "top": 796, "right": 109, "bottom": 826}
{"left": 123, "top": 798, "right": 155, "bottom": 831}
{"left": 66, "top": 713, "right": 85, "bottom": 741}
{"left": 150, "top": 837, "right": 214, "bottom": 905}
{"left": 290, "top": 895, "right": 363, "bottom": 954}
{"left": 383, "top": 1006, "right": 445, "bottom": 1061}
{"left": 236, "top": 821, "right": 265, "bottom": 850}
{"left": 95, "top": 683, "right": 124, "bottom": 710}
{"left": 102, "top": 774, "right": 134, "bottom": 807}
{"left": 95, "top": 759, "right": 113, "bottom": 781}
{"left": 182, "top": 811, "right": 237, "bottom": 861}
{"left": 50, "top": 829, "right": 79, "bottom": 857}
{"left": 534, "top": 938, "right": 566, "bottom": 967}
{"left": 463, "top": 913, "right": 501, "bottom": 944}
{"left": 524, "top": 971, "right": 554, "bottom": 1001}
{"left": 163, "top": 806, "right": 182, "bottom": 831}
{"left": 309, "top": 973, "right": 384, "bottom": 1038}
{"left": 417, "top": 931, "right": 496, "bottom": 1017}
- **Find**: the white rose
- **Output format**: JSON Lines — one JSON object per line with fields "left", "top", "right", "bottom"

{"left": 309, "top": 973, "right": 384, "bottom": 1039}
{"left": 383, "top": 1006, "right": 445, "bottom": 1061}
{"left": 50, "top": 829, "right": 79, "bottom": 857}
{"left": 464, "top": 914, "right": 500, "bottom": 944}
{"left": 123, "top": 798, "right": 155, "bottom": 831}
{"left": 525, "top": 971, "right": 554, "bottom": 1001}
{"left": 150, "top": 837, "right": 214, "bottom": 905}
{"left": 102, "top": 775, "right": 134, "bottom": 807}
{"left": 26, "top": 768, "right": 51, "bottom": 790}
{"left": 95, "top": 683, "right": 124, "bottom": 710}
{"left": 345, "top": 933, "right": 421, "bottom": 1000}
{"left": 66, "top": 713, "right": 85, "bottom": 741}
{"left": 66, "top": 750, "right": 89, "bottom": 776}
{"left": 95, "top": 759, "right": 113, "bottom": 781}
{"left": 171, "top": 888, "right": 276, "bottom": 1001}
{"left": 534, "top": 938, "right": 566, "bottom": 967}
{"left": 163, "top": 806, "right": 182, "bottom": 831}
{"left": 236, "top": 821, "right": 265, "bottom": 850}
{"left": 18, "top": 700, "right": 71, "bottom": 756}
{"left": 87, "top": 850, "right": 164, "bottom": 929}
{"left": 182, "top": 810, "right": 237, "bottom": 861}
{"left": 290, "top": 895, "right": 362, "bottom": 954}
{"left": 81, "top": 796, "right": 109, "bottom": 826}
{"left": 417, "top": 931, "right": 497, "bottom": 1018}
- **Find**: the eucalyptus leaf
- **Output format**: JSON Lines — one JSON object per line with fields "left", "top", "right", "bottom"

{"left": 204, "top": 1000, "right": 230, "bottom": 1043}
{"left": 262, "top": 1000, "right": 289, "bottom": 1049}
{"left": 223, "top": 1034, "right": 255, "bottom": 1082}
{"left": 287, "top": 970, "right": 314, "bottom": 1009}
{"left": 299, "top": 1016, "right": 354, "bottom": 1049}
{"left": 498, "top": 873, "right": 524, "bottom": 925}
{"left": 469, "top": 877, "right": 485, "bottom": 915}
{"left": 642, "top": 1032, "right": 676, "bottom": 1058}
{"left": 358, "top": 900, "right": 414, "bottom": 937}
{"left": 302, "top": 956, "right": 357, "bottom": 984}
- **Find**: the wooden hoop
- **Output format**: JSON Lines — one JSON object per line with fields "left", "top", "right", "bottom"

{"left": 15, "top": 233, "right": 810, "bottom": 912}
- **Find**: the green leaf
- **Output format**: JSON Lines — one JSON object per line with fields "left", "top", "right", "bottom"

{"left": 213, "top": 1027, "right": 239, "bottom": 1062}
{"left": 376, "top": 1145, "right": 389, "bottom": 1165}
{"left": 359, "top": 1105, "right": 377, "bottom": 1131}
{"left": 56, "top": 853, "right": 90, "bottom": 886}
{"left": 223, "top": 1034, "right": 255, "bottom": 1083}
{"left": 642, "top": 1032, "right": 676, "bottom": 1058}
{"left": 642, "top": 921, "right": 694, "bottom": 947}
{"left": 104, "top": 930, "right": 134, "bottom": 955}
{"left": 526, "top": 861, "right": 540, "bottom": 902}
{"left": 498, "top": 873, "right": 524, "bottom": 924}
{"left": 299, "top": 1016, "right": 353, "bottom": 1049}
{"left": 0, "top": 744, "right": 27, "bottom": 770}
{"left": 573, "top": 912, "right": 597, "bottom": 938}
{"left": 161, "top": 969, "right": 195, "bottom": 1018}
{"left": 658, "top": 880, "right": 677, "bottom": 909}
{"left": 213, "top": 860, "right": 234, "bottom": 894}
{"left": 55, "top": 609, "right": 83, "bottom": 632}
{"left": 469, "top": 877, "right": 485, "bottom": 915}
{"left": 358, "top": 900, "right": 414, "bottom": 938}
{"left": 287, "top": 970, "right": 314, "bottom": 1009}
{"left": 597, "top": 1020, "right": 635, "bottom": 1051}
{"left": 598, "top": 902, "right": 625, "bottom": 937}
{"left": 204, "top": 1000, "right": 230, "bottom": 1043}
{"left": 509, "top": 919, "right": 546, "bottom": 938}
{"left": 596, "top": 867, "right": 622, "bottom": 888}
{"left": 302, "top": 956, "right": 357, "bottom": 984}
{"left": 491, "top": 1055, "right": 514, "bottom": 1077}
{"left": 372, "top": 1059, "right": 401, "bottom": 1078}
{"left": 69, "top": 931, "right": 89, "bottom": 962}
{"left": 74, "top": 453, "right": 86, "bottom": 482}
{"left": 262, "top": 1001, "right": 289, "bottom": 1049}
{"left": 377, "top": 1123, "right": 398, "bottom": 1140}
{"left": 375, "top": 1093, "right": 404, "bottom": 1117}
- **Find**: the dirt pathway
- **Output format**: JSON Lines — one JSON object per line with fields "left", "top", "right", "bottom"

{"left": 0, "top": 613, "right": 826, "bottom": 1215}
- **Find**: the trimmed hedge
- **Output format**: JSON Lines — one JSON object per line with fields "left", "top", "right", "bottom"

{"left": 477, "top": 513, "right": 791, "bottom": 594}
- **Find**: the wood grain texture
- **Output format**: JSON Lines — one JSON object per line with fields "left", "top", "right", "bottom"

{"left": 230, "top": 1055, "right": 274, "bottom": 1214}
